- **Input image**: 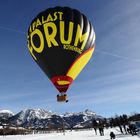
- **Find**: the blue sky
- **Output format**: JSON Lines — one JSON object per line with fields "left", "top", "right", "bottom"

{"left": 0, "top": 0, "right": 140, "bottom": 117}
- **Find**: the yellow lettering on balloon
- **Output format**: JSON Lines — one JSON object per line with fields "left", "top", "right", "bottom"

{"left": 43, "top": 22, "right": 58, "bottom": 47}
{"left": 27, "top": 36, "right": 37, "bottom": 60}
{"left": 53, "top": 12, "right": 58, "bottom": 21}
{"left": 60, "top": 21, "right": 73, "bottom": 44}
{"left": 32, "top": 21, "right": 36, "bottom": 31}
{"left": 74, "top": 24, "right": 89, "bottom": 50}
{"left": 58, "top": 12, "right": 63, "bottom": 20}
{"left": 30, "top": 29, "right": 44, "bottom": 53}
{"left": 47, "top": 14, "right": 54, "bottom": 22}
{"left": 42, "top": 16, "right": 48, "bottom": 24}
{"left": 36, "top": 19, "right": 42, "bottom": 27}
{"left": 29, "top": 26, "right": 32, "bottom": 33}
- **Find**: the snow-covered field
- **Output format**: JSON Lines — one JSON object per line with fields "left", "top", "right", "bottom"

{"left": 0, "top": 128, "right": 139, "bottom": 140}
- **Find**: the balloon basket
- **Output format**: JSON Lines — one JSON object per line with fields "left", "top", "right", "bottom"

{"left": 57, "top": 93, "right": 68, "bottom": 103}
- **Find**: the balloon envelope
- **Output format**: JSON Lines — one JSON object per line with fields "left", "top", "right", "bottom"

{"left": 27, "top": 7, "right": 95, "bottom": 93}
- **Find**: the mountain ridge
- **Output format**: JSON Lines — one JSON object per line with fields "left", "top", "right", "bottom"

{"left": 0, "top": 109, "right": 104, "bottom": 129}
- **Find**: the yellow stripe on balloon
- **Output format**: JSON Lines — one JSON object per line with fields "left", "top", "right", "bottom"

{"left": 66, "top": 47, "right": 95, "bottom": 80}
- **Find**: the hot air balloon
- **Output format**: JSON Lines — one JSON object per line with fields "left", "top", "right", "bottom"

{"left": 27, "top": 7, "right": 95, "bottom": 102}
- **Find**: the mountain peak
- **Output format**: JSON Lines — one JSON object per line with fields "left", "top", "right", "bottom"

{"left": 63, "top": 109, "right": 96, "bottom": 117}
{"left": 0, "top": 110, "right": 14, "bottom": 116}
{"left": 18, "top": 108, "right": 54, "bottom": 120}
{"left": 83, "top": 109, "right": 96, "bottom": 115}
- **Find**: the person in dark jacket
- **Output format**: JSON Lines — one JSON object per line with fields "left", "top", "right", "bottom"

{"left": 110, "top": 131, "right": 116, "bottom": 139}
{"left": 92, "top": 119, "right": 98, "bottom": 135}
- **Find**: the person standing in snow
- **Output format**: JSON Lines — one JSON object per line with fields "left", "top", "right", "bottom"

{"left": 92, "top": 119, "right": 98, "bottom": 135}
{"left": 110, "top": 131, "right": 116, "bottom": 139}
{"left": 98, "top": 120, "right": 104, "bottom": 136}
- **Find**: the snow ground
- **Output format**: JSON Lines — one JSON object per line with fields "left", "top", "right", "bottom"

{"left": 0, "top": 128, "right": 139, "bottom": 140}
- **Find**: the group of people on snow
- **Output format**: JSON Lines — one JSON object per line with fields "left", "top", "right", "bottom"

{"left": 92, "top": 116, "right": 139, "bottom": 139}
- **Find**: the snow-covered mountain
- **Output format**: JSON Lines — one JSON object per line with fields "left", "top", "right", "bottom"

{"left": 0, "top": 110, "right": 14, "bottom": 119}
{"left": 9, "top": 109, "right": 56, "bottom": 128}
{"left": 0, "top": 110, "right": 14, "bottom": 125}
{"left": 1, "top": 109, "right": 103, "bottom": 129}
{"left": 13, "top": 108, "right": 54, "bottom": 122}
{"left": 63, "top": 109, "right": 103, "bottom": 128}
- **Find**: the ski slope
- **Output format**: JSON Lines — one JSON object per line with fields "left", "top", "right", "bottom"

{"left": 0, "top": 128, "right": 139, "bottom": 140}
